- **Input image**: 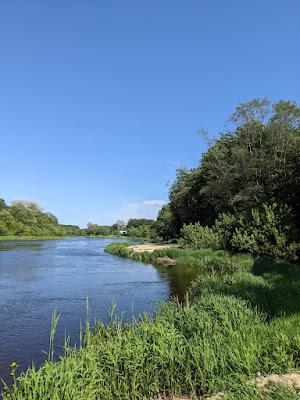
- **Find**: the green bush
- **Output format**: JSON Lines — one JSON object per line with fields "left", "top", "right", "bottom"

{"left": 179, "top": 223, "right": 222, "bottom": 250}
{"left": 104, "top": 242, "right": 132, "bottom": 257}
{"left": 231, "top": 203, "right": 300, "bottom": 260}
{"left": 180, "top": 203, "right": 300, "bottom": 260}
{"left": 214, "top": 212, "right": 240, "bottom": 249}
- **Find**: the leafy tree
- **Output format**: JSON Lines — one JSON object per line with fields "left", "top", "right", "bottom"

{"left": 169, "top": 98, "right": 300, "bottom": 230}
{"left": 155, "top": 204, "right": 179, "bottom": 240}
{"left": 0, "top": 198, "right": 80, "bottom": 237}
{"left": 126, "top": 219, "right": 156, "bottom": 239}
{"left": 0, "top": 198, "right": 7, "bottom": 210}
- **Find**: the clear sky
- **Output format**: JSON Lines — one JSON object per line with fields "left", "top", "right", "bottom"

{"left": 1, "top": 1, "right": 299, "bottom": 227}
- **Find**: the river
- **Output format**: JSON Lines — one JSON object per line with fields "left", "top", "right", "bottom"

{"left": 0, "top": 237, "right": 198, "bottom": 384}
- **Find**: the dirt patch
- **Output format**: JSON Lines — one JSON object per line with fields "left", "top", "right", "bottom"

{"left": 255, "top": 372, "right": 300, "bottom": 389}
{"left": 206, "top": 372, "right": 300, "bottom": 399}
{"left": 153, "top": 372, "right": 300, "bottom": 399}
{"left": 129, "top": 243, "right": 179, "bottom": 253}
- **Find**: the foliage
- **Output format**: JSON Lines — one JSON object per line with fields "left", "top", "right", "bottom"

{"left": 104, "top": 241, "right": 132, "bottom": 257}
{"left": 85, "top": 219, "right": 156, "bottom": 239}
{"left": 0, "top": 198, "right": 80, "bottom": 237}
{"left": 86, "top": 223, "right": 114, "bottom": 236}
{"left": 231, "top": 203, "right": 300, "bottom": 260}
{"left": 168, "top": 99, "right": 300, "bottom": 233}
{"left": 60, "top": 224, "right": 82, "bottom": 236}
{"left": 178, "top": 203, "right": 299, "bottom": 260}
{"left": 126, "top": 219, "right": 157, "bottom": 240}
{"left": 155, "top": 204, "right": 179, "bottom": 240}
{"left": 179, "top": 223, "right": 222, "bottom": 250}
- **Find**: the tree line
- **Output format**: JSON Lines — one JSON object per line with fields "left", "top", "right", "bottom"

{"left": 0, "top": 199, "right": 81, "bottom": 237}
{"left": 156, "top": 98, "right": 300, "bottom": 260}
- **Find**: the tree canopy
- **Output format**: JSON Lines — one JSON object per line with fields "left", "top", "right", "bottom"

{"left": 167, "top": 99, "right": 300, "bottom": 235}
{"left": 0, "top": 199, "right": 80, "bottom": 237}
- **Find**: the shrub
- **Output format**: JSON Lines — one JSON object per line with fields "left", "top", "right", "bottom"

{"left": 179, "top": 223, "right": 222, "bottom": 250}
{"left": 191, "top": 203, "right": 300, "bottom": 260}
{"left": 104, "top": 241, "right": 132, "bottom": 257}
{"left": 214, "top": 212, "right": 240, "bottom": 249}
{"left": 231, "top": 203, "right": 300, "bottom": 260}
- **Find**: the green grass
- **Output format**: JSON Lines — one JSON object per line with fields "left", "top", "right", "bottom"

{"left": 189, "top": 256, "right": 300, "bottom": 318}
{"left": 3, "top": 242, "right": 300, "bottom": 399}
{"left": 3, "top": 294, "right": 300, "bottom": 399}
{"left": 0, "top": 235, "right": 69, "bottom": 242}
{"left": 105, "top": 241, "right": 254, "bottom": 272}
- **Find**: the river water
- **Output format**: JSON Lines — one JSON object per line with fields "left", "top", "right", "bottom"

{"left": 0, "top": 237, "right": 197, "bottom": 384}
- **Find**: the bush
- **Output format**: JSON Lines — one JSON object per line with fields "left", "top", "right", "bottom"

{"left": 231, "top": 203, "right": 300, "bottom": 260}
{"left": 214, "top": 212, "right": 240, "bottom": 249}
{"left": 179, "top": 223, "right": 222, "bottom": 250}
{"left": 180, "top": 203, "right": 300, "bottom": 260}
{"left": 104, "top": 242, "right": 132, "bottom": 257}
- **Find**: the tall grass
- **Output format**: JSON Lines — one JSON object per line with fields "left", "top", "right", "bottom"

{"left": 3, "top": 293, "right": 300, "bottom": 399}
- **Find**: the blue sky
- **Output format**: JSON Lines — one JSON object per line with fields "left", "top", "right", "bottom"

{"left": 1, "top": 1, "right": 299, "bottom": 227}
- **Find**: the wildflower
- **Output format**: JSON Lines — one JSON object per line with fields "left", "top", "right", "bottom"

{"left": 10, "top": 361, "right": 18, "bottom": 368}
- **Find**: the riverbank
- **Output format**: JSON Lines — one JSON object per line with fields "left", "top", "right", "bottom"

{"left": 4, "top": 243, "right": 300, "bottom": 399}
{"left": 0, "top": 235, "right": 69, "bottom": 241}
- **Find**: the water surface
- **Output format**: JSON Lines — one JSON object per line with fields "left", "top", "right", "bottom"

{"left": 0, "top": 237, "right": 198, "bottom": 383}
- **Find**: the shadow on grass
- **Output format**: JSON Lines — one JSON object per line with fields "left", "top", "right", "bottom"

{"left": 190, "top": 256, "right": 300, "bottom": 319}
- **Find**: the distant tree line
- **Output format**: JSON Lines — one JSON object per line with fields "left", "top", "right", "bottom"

{"left": 0, "top": 199, "right": 81, "bottom": 237}
{"left": 84, "top": 220, "right": 126, "bottom": 236}
{"left": 84, "top": 218, "right": 157, "bottom": 239}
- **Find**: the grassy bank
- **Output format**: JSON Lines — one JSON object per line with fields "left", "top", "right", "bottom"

{"left": 3, "top": 293, "right": 300, "bottom": 399}
{"left": 3, "top": 244, "right": 300, "bottom": 399}
{"left": 0, "top": 235, "right": 69, "bottom": 242}
{"left": 105, "top": 241, "right": 254, "bottom": 272}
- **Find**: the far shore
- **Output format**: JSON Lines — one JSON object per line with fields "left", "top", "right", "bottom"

{"left": 0, "top": 235, "right": 143, "bottom": 242}
{"left": 0, "top": 235, "right": 69, "bottom": 242}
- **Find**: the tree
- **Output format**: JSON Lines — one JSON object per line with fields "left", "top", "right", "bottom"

{"left": 0, "top": 198, "right": 7, "bottom": 210}
{"left": 0, "top": 198, "right": 79, "bottom": 237}
{"left": 155, "top": 204, "right": 179, "bottom": 240}
{"left": 168, "top": 98, "right": 300, "bottom": 231}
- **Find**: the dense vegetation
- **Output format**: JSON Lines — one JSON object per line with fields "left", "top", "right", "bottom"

{"left": 0, "top": 199, "right": 81, "bottom": 237}
{"left": 154, "top": 99, "right": 300, "bottom": 260}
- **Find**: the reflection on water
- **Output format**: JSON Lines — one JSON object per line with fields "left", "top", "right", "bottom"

{"left": 156, "top": 264, "right": 200, "bottom": 301}
{"left": 0, "top": 242, "right": 44, "bottom": 251}
{"left": 0, "top": 238, "right": 199, "bottom": 385}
